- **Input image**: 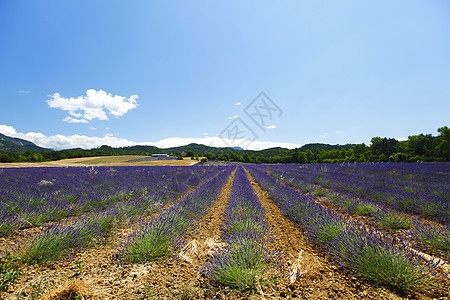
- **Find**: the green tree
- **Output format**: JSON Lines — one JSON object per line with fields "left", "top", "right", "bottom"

{"left": 435, "top": 126, "right": 450, "bottom": 161}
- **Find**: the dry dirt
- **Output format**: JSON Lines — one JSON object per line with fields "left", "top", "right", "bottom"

{"left": 1, "top": 170, "right": 236, "bottom": 300}
{"left": 0, "top": 156, "right": 200, "bottom": 168}
{"left": 245, "top": 171, "right": 411, "bottom": 300}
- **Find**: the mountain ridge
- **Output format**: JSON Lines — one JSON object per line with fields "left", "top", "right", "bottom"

{"left": 0, "top": 133, "right": 51, "bottom": 153}
{"left": 0, "top": 133, "right": 354, "bottom": 155}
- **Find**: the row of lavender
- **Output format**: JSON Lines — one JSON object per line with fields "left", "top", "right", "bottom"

{"left": 16, "top": 166, "right": 233, "bottom": 264}
{"left": 262, "top": 163, "right": 449, "bottom": 223}
{"left": 0, "top": 166, "right": 221, "bottom": 236}
{"left": 267, "top": 167, "right": 450, "bottom": 254}
{"left": 119, "top": 166, "right": 234, "bottom": 262}
{"left": 247, "top": 166, "right": 446, "bottom": 292}
{"left": 203, "top": 166, "right": 281, "bottom": 291}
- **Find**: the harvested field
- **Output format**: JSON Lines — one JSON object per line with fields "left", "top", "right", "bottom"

{"left": 0, "top": 156, "right": 200, "bottom": 168}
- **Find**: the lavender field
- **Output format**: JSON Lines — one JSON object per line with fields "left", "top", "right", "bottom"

{"left": 0, "top": 164, "right": 448, "bottom": 299}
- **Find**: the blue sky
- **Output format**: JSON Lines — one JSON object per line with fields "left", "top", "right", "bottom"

{"left": 1, "top": 0, "right": 449, "bottom": 150}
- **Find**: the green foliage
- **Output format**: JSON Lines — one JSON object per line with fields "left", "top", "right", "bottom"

{"left": 0, "top": 252, "right": 21, "bottom": 291}
{"left": 211, "top": 241, "right": 269, "bottom": 291}
{"left": 352, "top": 203, "right": 379, "bottom": 216}
{"left": 22, "top": 214, "right": 115, "bottom": 264}
{"left": 123, "top": 229, "right": 172, "bottom": 263}
{"left": 352, "top": 245, "right": 429, "bottom": 291}
{"left": 22, "top": 231, "right": 68, "bottom": 264}
{"left": 312, "top": 187, "right": 326, "bottom": 198}
{"left": 227, "top": 219, "right": 265, "bottom": 239}
{"left": 375, "top": 210, "right": 412, "bottom": 230}
{"left": 416, "top": 226, "right": 450, "bottom": 251}
{"left": 316, "top": 220, "right": 346, "bottom": 243}
{"left": 0, "top": 221, "right": 13, "bottom": 237}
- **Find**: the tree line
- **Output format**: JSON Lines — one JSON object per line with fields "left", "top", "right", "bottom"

{"left": 0, "top": 126, "right": 448, "bottom": 164}
{"left": 205, "top": 126, "right": 449, "bottom": 163}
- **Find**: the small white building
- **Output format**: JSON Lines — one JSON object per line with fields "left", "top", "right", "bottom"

{"left": 151, "top": 154, "right": 169, "bottom": 158}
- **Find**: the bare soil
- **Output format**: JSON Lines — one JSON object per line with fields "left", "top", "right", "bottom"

{"left": 134, "top": 169, "right": 237, "bottom": 299}
{"left": 245, "top": 171, "right": 442, "bottom": 300}
{"left": 0, "top": 156, "right": 199, "bottom": 168}
{"left": 2, "top": 170, "right": 236, "bottom": 300}
{"left": 2, "top": 168, "right": 448, "bottom": 299}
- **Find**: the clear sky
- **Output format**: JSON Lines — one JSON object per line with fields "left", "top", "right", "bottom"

{"left": 1, "top": 0, "right": 449, "bottom": 150}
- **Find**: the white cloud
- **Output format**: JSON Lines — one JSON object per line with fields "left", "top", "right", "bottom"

{"left": 397, "top": 137, "right": 408, "bottom": 141}
{"left": 18, "top": 90, "right": 30, "bottom": 94}
{"left": 143, "top": 136, "right": 302, "bottom": 150}
{"left": 227, "top": 115, "right": 239, "bottom": 119}
{"left": 0, "top": 124, "right": 302, "bottom": 151}
{"left": 0, "top": 124, "right": 135, "bottom": 150}
{"left": 336, "top": 130, "right": 341, "bottom": 134}
{"left": 0, "top": 125, "right": 17, "bottom": 136}
{"left": 47, "top": 89, "right": 138, "bottom": 123}
{"left": 319, "top": 133, "right": 328, "bottom": 138}
{"left": 266, "top": 125, "right": 276, "bottom": 129}
{"left": 63, "top": 117, "right": 89, "bottom": 124}
{"left": 235, "top": 102, "right": 242, "bottom": 106}
{"left": 203, "top": 132, "right": 208, "bottom": 135}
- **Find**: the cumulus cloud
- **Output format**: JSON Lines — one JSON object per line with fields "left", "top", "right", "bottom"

{"left": 63, "top": 117, "right": 89, "bottom": 124}
{"left": 0, "top": 124, "right": 302, "bottom": 151}
{"left": 47, "top": 89, "right": 138, "bottom": 123}
{"left": 0, "top": 125, "right": 17, "bottom": 136}
{"left": 266, "top": 125, "right": 276, "bottom": 129}
{"left": 0, "top": 124, "right": 135, "bottom": 150}
{"left": 235, "top": 102, "right": 242, "bottom": 106}
{"left": 144, "top": 136, "right": 302, "bottom": 150}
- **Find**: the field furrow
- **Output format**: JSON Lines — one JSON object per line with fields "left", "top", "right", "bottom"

{"left": 246, "top": 170, "right": 404, "bottom": 299}
{"left": 0, "top": 163, "right": 448, "bottom": 299}
{"left": 128, "top": 167, "right": 237, "bottom": 299}
{"left": 247, "top": 166, "right": 449, "bottom": 299}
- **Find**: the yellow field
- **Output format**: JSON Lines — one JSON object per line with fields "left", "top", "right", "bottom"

{"left": 0, "top": 156, "right": 200, "bottom": 168}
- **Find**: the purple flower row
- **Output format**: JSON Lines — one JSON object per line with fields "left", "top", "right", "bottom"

{"left": 247, "top": 166, "right": 444, "bottom": 291}
{"left": 0, "top": 166, "right": 221, "bottom": 236}
{"left": 119, "top": 166, "right": 234, "bottom": 262}
{"left": 203, "top": 166, "right": 281, "bottom": 290}
{"left": 260, "top": 163, "right": 449, "bottom": 223}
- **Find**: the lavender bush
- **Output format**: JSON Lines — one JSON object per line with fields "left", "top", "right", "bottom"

{"left": 247, "top": 166, "right": 441, "bottom": 291}
{"left": 120, "top": 167, "right": 233, "bottom": 262}
{"left": 259, "top": 163, "right": 449, "bottom": 224}
{"left": 0, "top": 166, "right": 222, "bottom": 236}
{"left": 203, "top": 167, "right": 281, "bottom": 291}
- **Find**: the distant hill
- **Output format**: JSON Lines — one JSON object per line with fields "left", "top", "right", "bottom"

{"left": 0, "top": 132, "right": 354, "bottom": 156}
{"left": 0, "top": 133, "right": 50, "bottom": 153}
{"left": 80, "top": 143, "right": 248, "bottom": 155}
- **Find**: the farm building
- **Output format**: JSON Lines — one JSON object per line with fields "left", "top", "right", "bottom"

{"left": 151, "top": 153, "right": 169, "bottom": 158}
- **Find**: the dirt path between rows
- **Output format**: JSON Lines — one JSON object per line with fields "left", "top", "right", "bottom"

{"left": 280, "top": 180, "right": 450, "bottom": 274}
{"left": 246, "top": 170, "right": 408, "bottom": 300}
{"left": 2, "top": 170, "right": 234, "bottom": 300}
{"left": 135, "top": 168, "right": 236, "bottom": 299}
